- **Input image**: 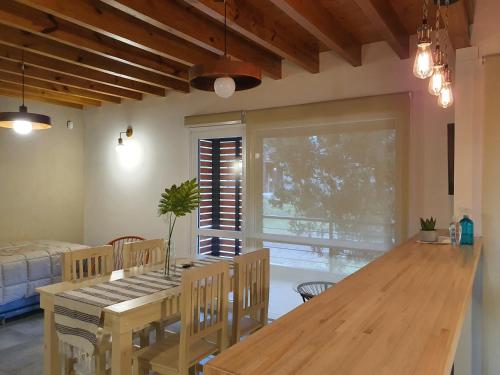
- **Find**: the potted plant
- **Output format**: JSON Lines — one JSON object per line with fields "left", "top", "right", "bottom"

{"left": 420, "top": 217, "right": 438, "bottom": 242}
{"left": 158, "top": 178, "right": 200, "bottom": 277}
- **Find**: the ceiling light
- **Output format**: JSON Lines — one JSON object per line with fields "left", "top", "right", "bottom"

{"left": 0, "top": 53, "right": 51, "bottom": 134}
{"left": 438, "top": 66, "right": 454, "bottom": 108}
{"left": 188, "top": 0, "right": 261, "bottom": 98}
{"left": 413, "top": 0, "right": 434, "bottom": 79}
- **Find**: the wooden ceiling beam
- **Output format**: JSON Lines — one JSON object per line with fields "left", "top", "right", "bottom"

{"left": 447, "top": 0, "right": 471, "bottom": 49}
{"left": 0, "top": 43, "right": 163, "bottom": 96}
{"left": 0, "top": 81, "right": 101, "bottom": 106}
{"left": 0, "top": 55, "right": 141, "bottom": 100}
{"left": 16, "top": 0, "right": 281, "bottom": 78}
{"left": 269, "top": 0, "right": 362, "bottom": 66}
{"left": 0, "top": 23, "right": 189, "bottom": 92}
{"left": 102, "top": 0, "right": 286, "bottom": 77}
{"left": 0, "top": 1, "right": 189, "bottom": 81}
{"left": 353, "top": 0, "right": 409, "bottom": 59}
{"left": 0, "top": 88, "right": 83, "bottom": 109}
{"left": 184, "top": 0, "right": 317, "bottom": 73}
{"left": 0, "top": 68, "right": 121, "bottom": 103}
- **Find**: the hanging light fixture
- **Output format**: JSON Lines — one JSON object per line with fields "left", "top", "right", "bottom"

{"left": 0, "top": 52, "right": 51, "bottom": 134}
{"left": 428, "top": 2, "right": 445, "bottom": 95}
{"left": 438, "top": 65, "right": 454, "bottom": 108}
{"left": 189, "top": 0, "right": 261, "bottom": 98}
{"left": 413, "top": 0, "right": 434, "bottom": 79}
{"left": 437, "top": 0, "right": 454, "bottom": 108}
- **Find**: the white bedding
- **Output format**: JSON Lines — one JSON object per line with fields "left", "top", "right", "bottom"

{"left": 0, "top": 240, "right": 87, "bottom": 305}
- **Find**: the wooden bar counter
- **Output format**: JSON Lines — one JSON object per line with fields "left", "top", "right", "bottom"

{"left": 205, "top": 237, "right": 482, "bottom": 375}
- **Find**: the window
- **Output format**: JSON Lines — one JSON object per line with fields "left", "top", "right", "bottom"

{"left": 194, "top": 134, "right": 243, "bottom": 257}
{"left": 246, "top": 94, "right": 409, "bottom": 273}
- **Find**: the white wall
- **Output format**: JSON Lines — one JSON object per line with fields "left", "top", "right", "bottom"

{"left": 452, "top": 1, "right": 500, "bottom": 374}
{"left": 83, "top": 41, "right": 454, "bottom": 253}
{"left": 0, "top": 97, "right": 84, "bottom": 243}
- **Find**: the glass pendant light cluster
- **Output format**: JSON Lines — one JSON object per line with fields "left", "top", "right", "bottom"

{"left": 189, "top": 0, "right": 261, "bottom": 98}
{"left": 0, "top": 52, "right": 51, "bottom": 134}
{"left": 413, "top": 0, "right": 454, "bottom": 108}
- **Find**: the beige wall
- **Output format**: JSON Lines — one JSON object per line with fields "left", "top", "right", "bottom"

{"left": 453, "top": 1, "right": 500, "bottom": 374}
{"left": 0, "top": 97, "right": 84, "bottom": 243}
{"left": 83, "top": 41, "right": 454, "bottom": 252}
{"left": 481, "top": 56, "right": 500, "bottom": 375}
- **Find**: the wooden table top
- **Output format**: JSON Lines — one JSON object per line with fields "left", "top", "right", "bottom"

{"left": 204, "top": 237, "right": 482, "bottom": 375}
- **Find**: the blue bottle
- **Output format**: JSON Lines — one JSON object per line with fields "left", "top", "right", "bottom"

{"left": 459, "top": 215, "right": 474, "bottom": 245}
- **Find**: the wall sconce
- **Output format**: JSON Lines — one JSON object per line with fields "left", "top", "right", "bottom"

{"left": 116, "top": 126, "right": 142, "bottom": 169}
{"left": 116, "top": 126, "right": 133, "bottom": 152}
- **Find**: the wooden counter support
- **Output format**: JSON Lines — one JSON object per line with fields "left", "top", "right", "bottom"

{"left": 205, "top": 237, "right": 482, "bottom": 375}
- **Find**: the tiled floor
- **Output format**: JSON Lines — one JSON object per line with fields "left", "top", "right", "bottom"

{"left": 0, "top": 312, "right": 44, "bottom": 375}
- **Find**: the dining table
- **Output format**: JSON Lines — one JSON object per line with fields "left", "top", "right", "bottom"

{"left": 37, "top": 256, "right": 235, "bottom": 375}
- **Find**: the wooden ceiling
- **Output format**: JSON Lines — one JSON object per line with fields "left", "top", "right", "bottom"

{"left": 0, "top": 0, "right": 473, "bottom": 109}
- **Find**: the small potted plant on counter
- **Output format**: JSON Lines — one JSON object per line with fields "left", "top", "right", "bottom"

{"left": 420, "top": 217, "right": 438, "bottom": 242}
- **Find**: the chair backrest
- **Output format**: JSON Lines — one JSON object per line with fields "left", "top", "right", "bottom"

{"left": 107, "top": 235, "right": 145, "bottom": 270}
{"left": 233, "top": 248, "right": 270, "bottom": 335}
{"left": 122, "top": 239, "right": 165, "bottom": 269}
{"left": 62, "top": 245, "right": 114, "bottom": 282}
{"left": 179, "top": 261, "right": 229, "bottom": 369}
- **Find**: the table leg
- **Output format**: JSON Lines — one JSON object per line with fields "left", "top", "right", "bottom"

{"left": 43, "top": 310, "right": 60, "bottom": 375}
{"left": 111, "top": 326, "right": 133, "bottom": 375}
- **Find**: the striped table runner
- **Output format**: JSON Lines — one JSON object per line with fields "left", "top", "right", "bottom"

{"left": 54, "top": 256, "right": 232, "bottom": 357}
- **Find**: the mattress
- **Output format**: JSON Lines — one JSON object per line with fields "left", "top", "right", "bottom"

{"left": 0, "top": 240, "right": 87, "bottom": 305}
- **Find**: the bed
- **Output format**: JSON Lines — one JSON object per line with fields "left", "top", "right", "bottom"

{"left": 0, "top": 240, "right": 88, "bottom": 321}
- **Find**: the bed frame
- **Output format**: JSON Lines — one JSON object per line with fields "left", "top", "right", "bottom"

{"left": 0, "top": 295, "right": 40, "bottom": 323}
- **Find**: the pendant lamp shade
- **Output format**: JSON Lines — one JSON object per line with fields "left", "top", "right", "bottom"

{"left": 189, "top": 56, "right": 262, "bottom": 92}
{"left": 0, "top": 51, "right": 51, "bottom": 133}
{"left": 0, "top": 105, "right": 51, "bottom": 130}
{"left": 188, "top": 0, "right": 261, "bottom": 97}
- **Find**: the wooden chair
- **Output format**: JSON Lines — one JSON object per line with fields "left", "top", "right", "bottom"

{"left": 231, "top": 248, "right": 270, "bottom": 345}
{"left": 122, "top": 239, "right": 169, "bottom": 345}
{"left": 133, "top": 261, "right": 230, "bottom": 375}
{"left": 122, "top": 238, "right": 165, "bottom": 269}
{"left": 62, "top": 245, "right": 113, "bottom": 282}
{"left": 107, "top": 235, "right": 145, "bottom": 270}
{"left": 61, "top": 246, "right": 113, "bottom": 375}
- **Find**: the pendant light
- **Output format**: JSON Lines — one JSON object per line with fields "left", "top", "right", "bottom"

{"left": 413, "top": 0, "right": 434, "bottom": 79}
{"left": 0, "top": 52, "right": 51, "bottom": 134}
{"left": 438, "top": 1, "right": 454, "bottom": 108}
{"left": 438, "top": 65, "right": 454, "bottom": 108}
{"left": 428, "top": 2, "right": 445, "bottom": 96}
{"left": 189, "top": 0, "right": 261, "bottom": 98}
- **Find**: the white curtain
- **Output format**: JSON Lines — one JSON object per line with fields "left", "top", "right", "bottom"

{"left": 245, "top": 93, "right": 410, "bottom": 257}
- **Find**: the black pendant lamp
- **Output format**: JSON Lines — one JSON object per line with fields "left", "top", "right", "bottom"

{"left": 0, "top": 52, "right": 51, "bottom": 135}
{"left": 189, "top": 0, "right": 262, "bottom": 98}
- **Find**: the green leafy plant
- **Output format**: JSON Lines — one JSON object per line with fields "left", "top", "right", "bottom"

{"left": 158, "top": 178, "right": 200, "bottom": 276}
{"left": 420, "top": 217, "right": 437, "bottom": 231}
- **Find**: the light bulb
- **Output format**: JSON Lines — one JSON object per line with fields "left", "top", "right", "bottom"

{"left": 428, "top": 67, "right": 444, "bottom": 96}
{"left": 214, "top": 76, "right": 235, "bottom": 98}
{"left": 438, "top": 82, "right": 454, "bottom": 108}
{"left": 13, "top": 120, "right": 33, "bottom": 135}
{"left": 413, "top": 44, "right": 434, "bottom": 79}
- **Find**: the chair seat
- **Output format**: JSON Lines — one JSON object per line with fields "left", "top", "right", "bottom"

{"left": 237, "top": 315, "right": 263, "bottom": 336}
{"left": 134, "top": 332, "right": 218, "bottom": 374}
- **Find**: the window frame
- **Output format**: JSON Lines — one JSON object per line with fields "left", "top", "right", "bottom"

{"left": 189, "top": 125, "right": 246, "bottom": 257}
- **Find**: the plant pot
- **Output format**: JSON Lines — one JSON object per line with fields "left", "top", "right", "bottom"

{"left": 420, "top": 230, "right": 438, "bottom": 242}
